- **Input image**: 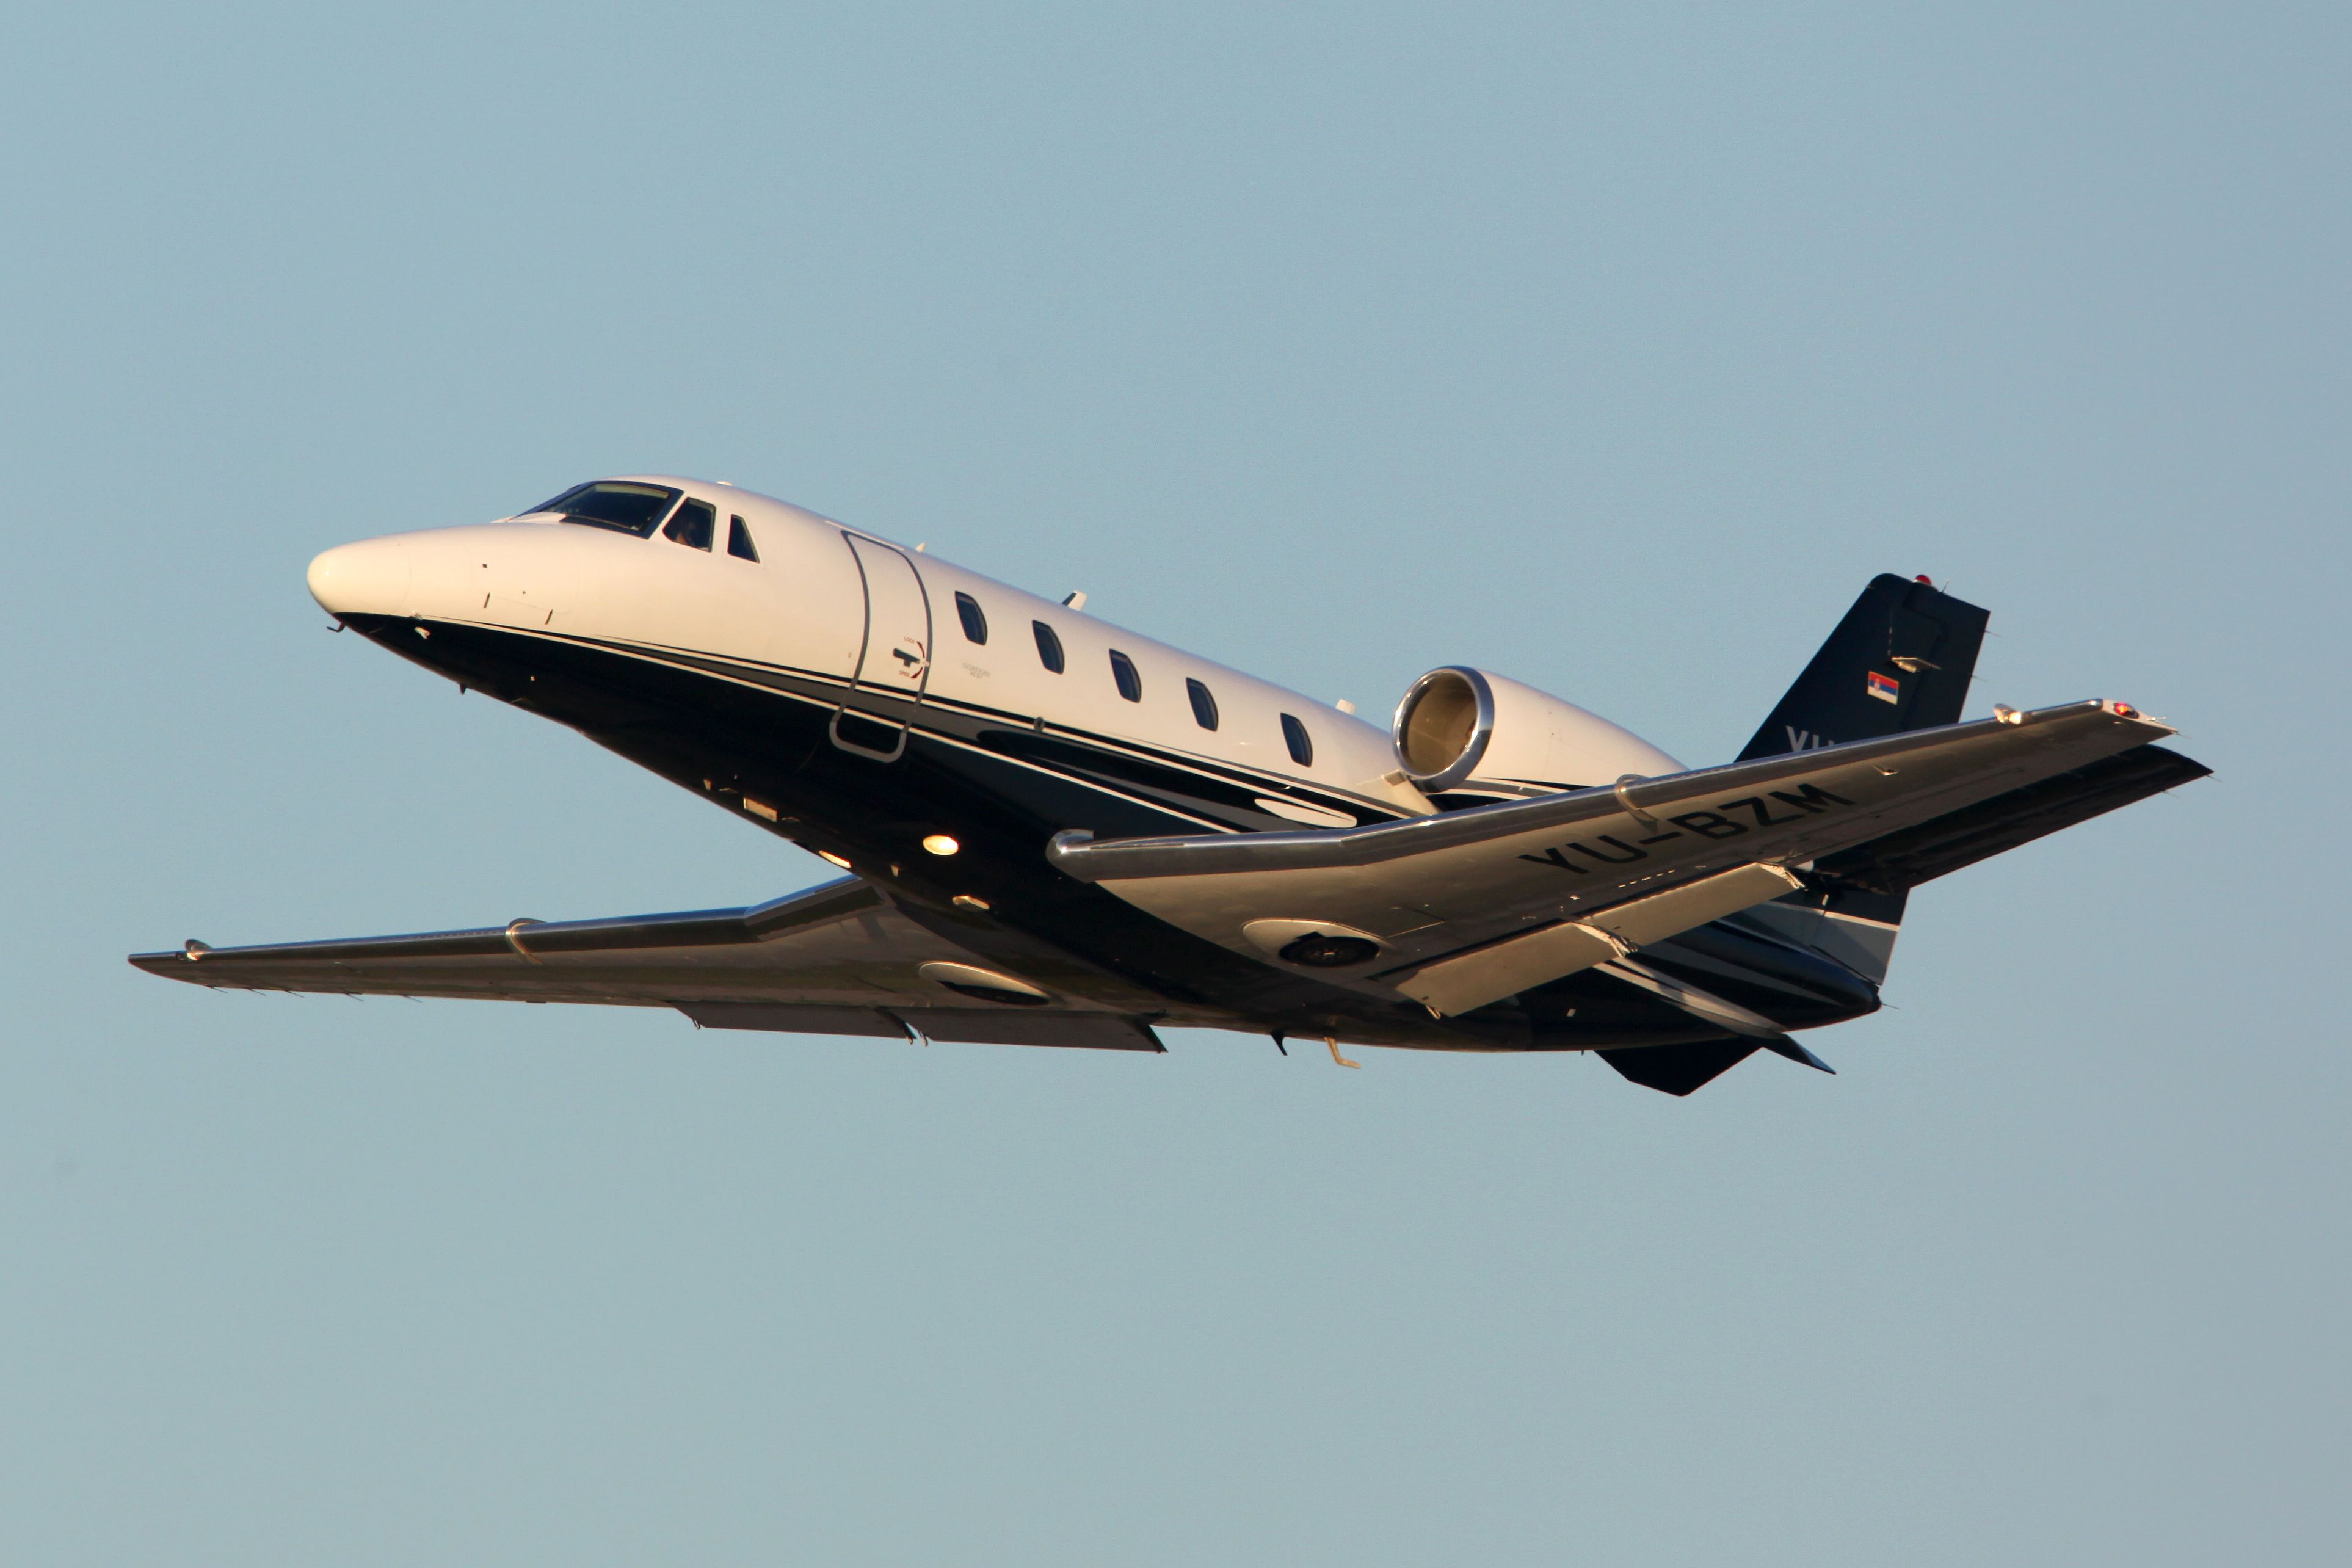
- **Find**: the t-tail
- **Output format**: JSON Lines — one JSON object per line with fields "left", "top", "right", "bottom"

{"left": 1593, "top": 572, "right": 2205, "bottom": 1095}
{"left": 1732, "top": 574, "right": 1991, "bottom": 985}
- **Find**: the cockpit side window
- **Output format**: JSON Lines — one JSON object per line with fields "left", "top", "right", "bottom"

{"left": 727, "top": 515, "right": 759, "bottom": 561}
{"left": 531, "top": 481, "right": 682, "bottom": 537}
{"left": 664, "top": 499, "right": 716, "bottom": 551}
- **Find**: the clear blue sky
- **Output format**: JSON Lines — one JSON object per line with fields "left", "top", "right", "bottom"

{"left": 2, "top": 4, "right": 2343, "bottom": 1563}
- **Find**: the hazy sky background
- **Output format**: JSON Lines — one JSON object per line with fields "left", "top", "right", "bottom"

{"left": 2, "top": 4, "right": 2344, "bottom": 1563}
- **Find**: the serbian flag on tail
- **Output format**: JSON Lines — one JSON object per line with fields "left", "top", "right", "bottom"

{"left": 1867, "top": 670, "right": 1901, "bottom": 705}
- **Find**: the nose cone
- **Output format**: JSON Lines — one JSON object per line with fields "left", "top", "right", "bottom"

{"left": 308, "top": 536, "right": 415, "bottom": 618}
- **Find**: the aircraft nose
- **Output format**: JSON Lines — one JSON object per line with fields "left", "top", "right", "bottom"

{"left": 307, "top": 536, "right": 415, "bottom": 618}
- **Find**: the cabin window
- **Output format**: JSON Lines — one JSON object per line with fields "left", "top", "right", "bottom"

{"left": 1109, "top": 650, "right": 1143, "bottom": 703}
{"left": 954, "top": 592, "right": 988, "bottom": 645}
{"left": 1281, "top": 713, "right": 1314, "bottom": 766}
{"left": 727, "top": 515, "right": 759, "bottom": 561}
{"left": 531, "top": 481, "right": 681, "bottom": 537}
{"left": 1033, "top": 620, "right": 1065, "bottom": 673}
{"left": 663, "top": 499, "right": 716, "bottom": 551}
{"left": 1186, "top": 678, "right": 1219, "bottom": 731}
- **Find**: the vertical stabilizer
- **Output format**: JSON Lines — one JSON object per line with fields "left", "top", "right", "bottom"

{"left": 1740, "top": 574, "right": 1989, "bottom": 762}
{"left": 1732, "top": 575, "right": 1990, "bottom": 984}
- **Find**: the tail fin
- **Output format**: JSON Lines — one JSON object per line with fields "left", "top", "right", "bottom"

{"left": 1739, "top": 574, "right": 1990, "bottom": 762}
{"left": 1733, "top": 575, "right": 1991, "bottom": 985}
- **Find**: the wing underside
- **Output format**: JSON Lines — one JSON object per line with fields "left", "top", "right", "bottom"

{"left": 129, "top": 878, "right": 1169, "bottom": 1051}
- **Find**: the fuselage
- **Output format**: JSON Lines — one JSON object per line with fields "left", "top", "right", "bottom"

{"left": 307, "top": 476, "right": 1881, "bottom": 1050}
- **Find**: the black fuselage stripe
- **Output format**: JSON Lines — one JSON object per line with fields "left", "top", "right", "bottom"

{"left": 436, "top": 619, "right": 1262, "bottom": 833}
{"left": 452, "top": 618, "right": 1397, "bottom": 828}
{"left": 542, "top": 623, "right": 1401, "bottom": 816}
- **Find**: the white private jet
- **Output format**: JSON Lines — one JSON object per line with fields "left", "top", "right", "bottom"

{"left": 134, "top": 476, "right": 2208, "bottom": 1094}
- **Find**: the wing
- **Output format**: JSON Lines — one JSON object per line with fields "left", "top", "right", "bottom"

{"left": 1048, "top": 699, "right": 2187, "bottom": 1016}
{"left": 1803, "top": 741, "right": 2211, "bottom": 895}
{"left": 130, "top": 877, "right": 1165, "bottom": 1051}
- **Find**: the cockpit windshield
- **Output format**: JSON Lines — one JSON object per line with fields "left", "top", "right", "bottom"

{"left": 526, "top": 481, "right": 682, "bottom": 537}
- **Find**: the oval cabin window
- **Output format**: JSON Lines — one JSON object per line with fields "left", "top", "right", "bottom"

{"left": 954, "top": 592, "right": 987, "bottom": 645}
{"left": 1109, "top": 651, "right": 1143, "bottom": 703}
{"left": 1033, "top": 620, "right": 1065, "bottom": 673}
{"left": 1186, "top": 678, "right": 1219, "bottom": 731}
{"left": 1280, "top": 713, "right": 1314, "bottom": 766}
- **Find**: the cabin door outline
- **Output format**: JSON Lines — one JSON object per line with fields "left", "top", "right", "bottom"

{"left": 830, "top": 534, "right": 932, "bottom": 762}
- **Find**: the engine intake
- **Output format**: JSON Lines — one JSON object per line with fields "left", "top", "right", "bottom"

{"left": 1393, "top": 666, "right": 1682, "bottom": 796}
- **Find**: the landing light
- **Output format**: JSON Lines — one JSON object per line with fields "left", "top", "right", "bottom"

{"left": 817, "top": 851, "right": 853, "bottom": 869}
{"left": 922, "top": 833, "right": 960, "bottom": 857}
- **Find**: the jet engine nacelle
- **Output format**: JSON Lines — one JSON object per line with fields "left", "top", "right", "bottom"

{"left": 1392, "top": 666, "right": 1683, "bottom": 796}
